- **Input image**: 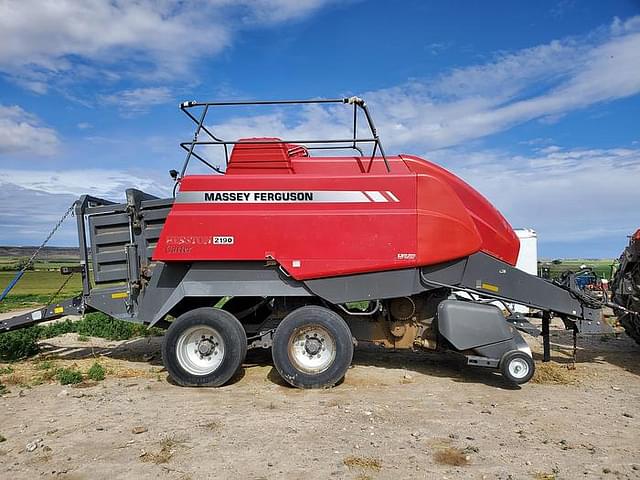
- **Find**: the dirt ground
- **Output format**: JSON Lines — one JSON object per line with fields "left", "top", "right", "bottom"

{"left": 0, "top": 315, "right": 639, "bottom": 480}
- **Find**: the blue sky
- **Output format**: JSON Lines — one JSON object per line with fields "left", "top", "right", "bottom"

{"left": 0, "top": 0, "right": 639, "bottom": 258}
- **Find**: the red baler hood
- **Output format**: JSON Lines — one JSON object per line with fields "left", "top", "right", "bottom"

{"left": 156, "top": 144, "right": 520, "bottom": 279}
{"left": 401, "top": 155, "right": 520, "bottom": 266}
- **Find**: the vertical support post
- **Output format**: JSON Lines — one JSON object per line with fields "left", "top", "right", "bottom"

{"left": 75, "top": 198, "right": 91, "bottom": 297}
{"left": 568, "top": 327, "right": 578, "bottom": 370}
{"left": 352, "top": 102, "right": 357, "bottom": 150}
{"left": 180, "top": 104, "right": 210, "bottom": 178}
{"left": 542, "top": 311, "right": 551, "bottom": 362}
{"left": 359, "top": 102, "right": 390, "bottom": 173}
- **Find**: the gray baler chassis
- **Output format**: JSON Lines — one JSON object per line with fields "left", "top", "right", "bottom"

{"left": 1, "top": 187, "right": 610, "bottom": 386}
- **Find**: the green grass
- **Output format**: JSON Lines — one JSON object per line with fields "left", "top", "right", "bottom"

{"left": 0, "top": 268, "right": 163, "bottom": 362}
{"left": 56, "top": 367, "right": 83, "bottom": 385}
{"left": 0, "top": 313, "right": 164, "bottom": 361}
{"left": 0, "top": 294, "right": 81, "bottom": 314}
{"left": 0, "top": 270, "right": 82, "bottom": 296}
{"left": 0, "top": 256, "right": 78, "bottom": 271}
{"left": 0, "top": 270, "right": 82, "bottom": 313}
{"left": 87, "top": 362, "right": 105, "bottom": 381}
{"left": 0, "top": 328, "right": 41, "bottom": 360}
{"left": 34, "top": 360, "right": 55, "bottom": 371}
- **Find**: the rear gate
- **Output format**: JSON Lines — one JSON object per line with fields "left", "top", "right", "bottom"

{"left": 89, "top": 190, "right": 173, "bottom": 284}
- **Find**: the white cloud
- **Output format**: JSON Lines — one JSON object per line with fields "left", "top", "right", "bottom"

{"left": 199, "top": 16, "right": 640, "bottom": 152}
{"left": 0, "top": 168, "right": 171, "bottom": 199}
{"left": 0, "top": 0, "right": 338, "bottom": 91}
{"left": 364, "top": 16, "right": 640, "bottom": 150}
{"left": 430, "top": 145, "right": 640, "bottom": 248}
{"left": 0, "top": 167, "right": 172, "bottom": 245}
{"left": 0, "top": 183, "right": 78, "bottom": 245}
{"left": 0, "top": 104, "right": 60, "bottom": 156}
{"left": 240, "top": 0, "right": 340, "bottom": 24}
{"left": 100, "top": 86, "right": 173, "bottom": 115}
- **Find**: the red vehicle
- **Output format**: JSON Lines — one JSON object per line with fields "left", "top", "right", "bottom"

{"left": 1, "top": 98, "right": 607, "bottom": 388}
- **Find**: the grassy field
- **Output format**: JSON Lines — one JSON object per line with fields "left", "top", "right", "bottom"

{"left": 0, "top": 271, "right": 82, "bottom": 295}
{"left": 539, "top": 258, "right": 616, "bottom": 280}
{"left": 0, "top": 256, "right": 78, "bottom": 272}
{"left": 0, "top": 271, "right": 83, "bottom": 313}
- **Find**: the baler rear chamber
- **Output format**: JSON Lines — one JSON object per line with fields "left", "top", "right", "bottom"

{"left": 0, "top": 97, "right": 608, "bottom": 389}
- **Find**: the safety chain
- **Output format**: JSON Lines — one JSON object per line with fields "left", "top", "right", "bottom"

{"left": 23, "top": 202, "right": 76, "bottom": 271}
{"left": 45, "top": 272, "right": 75, "bottom": 308}
{"left": 0, "top": 201, "right": 76, "bottom": 302}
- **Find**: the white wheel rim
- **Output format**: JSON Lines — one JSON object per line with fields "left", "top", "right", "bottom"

{"left": 288, "top": 325, "right": 336, "bottom": 374}
{"left": 176, "top": 325, "right": 225, "bottom": 376}
{"left": 508, "top": 357, "right": 530, "bottom": 379}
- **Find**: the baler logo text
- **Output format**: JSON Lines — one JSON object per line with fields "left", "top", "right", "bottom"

{"left": 204, "top": 191, "right": 313, "bottom": 202}
{"left": 176, "top": 190, "right": 400, "bottom": 204}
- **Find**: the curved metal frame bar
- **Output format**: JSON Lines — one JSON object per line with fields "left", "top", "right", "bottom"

{"left": 178, "top": 97, "right": 390, "bottom": 178}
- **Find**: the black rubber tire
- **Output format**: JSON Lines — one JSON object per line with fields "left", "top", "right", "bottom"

{"left": 272, "top": 306, "right": 353, "bottom": 389}
{"left": 162, "top": 307, "right": 247, "bottom": 387}
{"left": 499, "top": 350, "right": 535, "bottom": 385}
{"left": 620, "top": 313, "right": 640, "bottom": 345}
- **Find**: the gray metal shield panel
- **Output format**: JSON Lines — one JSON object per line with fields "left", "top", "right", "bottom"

{"left": 420, "top": 258, "right": 467, "bottom": 286}
{"left": 139, "top": 262, "right": 311, "bottom": 325}
{"left": 304, "top": 268, "right": 426, "bottom": 304}
{"left": 86, "top": 286, "right": 138, "bottom": 321}
{"left": 461, "top": 253, "right": 586, "bottom": 317}
{"left": 421, "top": 252, "right": 602, "bottom": 322}
{"left": 437, "top": 300, "right": 513, "bottom": 351}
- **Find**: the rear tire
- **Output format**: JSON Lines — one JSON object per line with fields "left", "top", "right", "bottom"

{"left": 500, "top": 350, "right": 535, "bottom": 385}
{"left": 272, "top": 305, "right": 353, "bottom": 389}
{"left": 162, "top": 307, "right": 247, "bottom": 387}
{"left": 620, "top": 313, "right": 640, "bottom": 346}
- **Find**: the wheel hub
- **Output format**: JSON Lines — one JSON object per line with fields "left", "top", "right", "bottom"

{"left": 508, "top": 358, "right": 529, "bottom": 379}
{"left": 304, "top": 337, "right": 322, "bottom": 356}
{"left": 175, "top": 326, "right": 225, "bottom": 376}
{"left": 288, "top": 325, "right": 336, "bottom": 374}
{"left": 197, "top": 337, "right": 216, "bottom": 356}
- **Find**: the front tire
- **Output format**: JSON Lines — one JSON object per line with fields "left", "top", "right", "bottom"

{"left": 500, "top": 350, "right": 535, "bottom": 385}
{"left": 272, "top": 306, "right": 354, "bottom": 389}
{"left": 162, "top": 307, "right": 247, "bottom": 387}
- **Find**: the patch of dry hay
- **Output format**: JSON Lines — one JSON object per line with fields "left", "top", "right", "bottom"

{"left": 343, "top": 455, "right": 382, "bottom": 471}
{"left": 433, "top": 447, "right": 470, "bottom": 466}
{"left": 532, "top": 362, "right": 577, "bottom": 385}
{"left": 1, "top": 373, "right": 29, "bottom": 386}
{"left": 141, "top": 435, "right": 186, "bottom": 464}
{"left": 534, "top": 473, "right": 557, "bottom": 480}
{"left": 0, "top": 356, "right": 157, "bottom": 387}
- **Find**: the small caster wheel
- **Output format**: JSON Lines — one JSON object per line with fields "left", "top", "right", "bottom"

{"left": 500, "top": 350, "right": 535, "bottom": 385}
